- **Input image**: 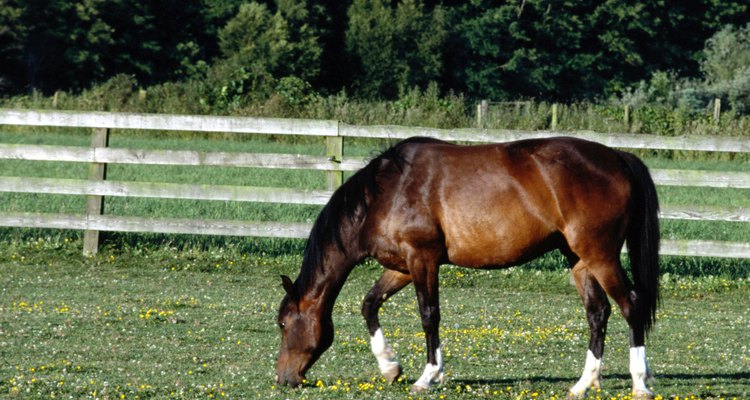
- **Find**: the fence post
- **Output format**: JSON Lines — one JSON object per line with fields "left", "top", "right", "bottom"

{"left": 83, "top": 127, "right": 110, "bottom": 256}
{"left": 325, "top": 133, "right": 343, "bottom": 191}
{"left": 713, "top": 98, "right": 721, "bottom": 125}
{"left": 624, "top": 104, "right": 631, "bottom": 131}
{"left": 477, "top": 100, "right": 489, "bottom": 128}
{"left": 551, "top": 103, "right": 558, "bottom": 130}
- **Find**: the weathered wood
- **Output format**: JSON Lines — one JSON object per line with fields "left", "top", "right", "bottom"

{"left": 713, "top": 98, "right": 721, "bottom": 125}
{"left": 2, "top": 211, "right": 748, "bottom": 258}
{"left": 5, "top": 175, "right": 749, "bottom": 222}
{"left": 4, "top": 144, "right": 750, "bottom": 187}
{"left": 0, "top": 212, "right": 89, "bottom": 230}
{"left": 83, "top": 127, "right": 109, "bottom": 256}
{"left": 0, "top": 143, "right": 362, "bottom": 171}
{"left": 477, "top": 100, "right": 489, "bottom": 128}
{"left": 3, "top": 144, "right": 749, "bottom": 188}
{"left": 325, "top": 135, "right": 344, "bottom": 190}
{"left": 0, "top": 143, "right": 93, "bottom": 162}
{"left": 2, "top": 109, "right": 749, "bottom": 152}
{"left": 659, "top": 239, "right": 750, "bottom": 259}
{"left": 660, "top": 205, "right": 750, "bottom": 222}
{"left": 0, "top": 109, "right": 338, "bottom": 136}
{"left": 339, "top": 124, "right": 750, "bottom": 153}
{"left": 651, "top": 169, "right": 750, "bottom": 189}
{"left": 1, "top": 109, "right": 749, "bottom": 258}
{"left": 624, "top": 104, "right": 631, "bottom": 130}
{"left": 550, "top": 103, "right": 558, "bottom": 130}
{"left": 0, "top": 176, "right": 333, "bottom": 204}
{"left": 0, "top": 212, "right": 312, "bottom": 238}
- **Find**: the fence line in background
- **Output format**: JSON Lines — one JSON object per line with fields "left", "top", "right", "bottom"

{"left": 0, "top": 109, "right": 748, "bottom": 258}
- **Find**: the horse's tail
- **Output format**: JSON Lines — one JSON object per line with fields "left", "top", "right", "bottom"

{"left": 618, "top": 151, "right": 660, "bottom": 333}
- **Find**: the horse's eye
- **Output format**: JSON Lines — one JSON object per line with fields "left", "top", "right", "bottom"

{"left": 278, "top": 322, "right": 285, "bottom": 329}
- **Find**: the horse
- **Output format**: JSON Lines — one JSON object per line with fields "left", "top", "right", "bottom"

{"left": 276, "top": 136, "right": 660, "bottom": 398}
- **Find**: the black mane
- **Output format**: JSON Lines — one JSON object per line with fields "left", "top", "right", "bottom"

{"left": 294, "top": 137, "right": 445, "bottom": 293}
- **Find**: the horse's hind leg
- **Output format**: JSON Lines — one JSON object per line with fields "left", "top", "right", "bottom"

{"left": 362, "top": 269, "right": 411, "bottom": 383}
{"left": 588, "top": 261, "right": 654, "bottom": 399}
{"left": 569, "top": 264, "right": 611, "bottom": 398}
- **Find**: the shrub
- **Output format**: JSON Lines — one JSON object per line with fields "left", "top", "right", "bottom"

{"left": 702, "top": 23, "right": 750, "bottom": 114}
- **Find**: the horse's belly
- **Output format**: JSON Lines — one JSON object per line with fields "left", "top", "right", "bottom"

{"left": 441, "top": 210, "right": 556, "bottom": 268}
{"left": 446, "top": 235, "right": 546, "bottom": 268}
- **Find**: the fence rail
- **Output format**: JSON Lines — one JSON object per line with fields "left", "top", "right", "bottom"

{"left": 1, "top": 109, "right": 748, "bottom": 258}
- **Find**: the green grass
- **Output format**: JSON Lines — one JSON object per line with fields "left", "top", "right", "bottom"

{"left": 1, "top": 238, "right": 749, "bottom": 399}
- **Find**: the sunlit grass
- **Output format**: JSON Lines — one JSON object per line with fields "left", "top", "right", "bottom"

{"left": 1, "top": 237, "right": 749, "bottom": 399}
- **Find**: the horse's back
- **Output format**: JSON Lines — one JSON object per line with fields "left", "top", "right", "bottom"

{"left": 366, "top": 137, "right": 633, "bottom": 269}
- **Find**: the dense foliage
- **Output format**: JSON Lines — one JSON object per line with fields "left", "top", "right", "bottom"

{"left": 1, "top": 0, "right": 749, "bottom": 112}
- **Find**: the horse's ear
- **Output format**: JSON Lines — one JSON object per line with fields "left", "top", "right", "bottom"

{"left": 280, "top": 275, "right": 296, "bottom": 299}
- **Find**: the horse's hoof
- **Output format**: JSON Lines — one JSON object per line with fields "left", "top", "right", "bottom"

{"left": 410, "top": 384, "right": 429, "bottom": 394}
{"left": 632, "top": 390, "right": 655, "bottom": 400}
{"left": 567, "top": 390, "right": 586, "bottom": 399}
{"left": 383, "top": 364, "right": 402, "bottom": 384}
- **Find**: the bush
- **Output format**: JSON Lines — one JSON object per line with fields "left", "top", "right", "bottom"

{"left": 702, "top": 23, "right": 750, "bottom": 113}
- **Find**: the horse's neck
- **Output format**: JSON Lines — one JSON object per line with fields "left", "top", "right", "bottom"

{"left": 300, "top": 198, "right": 369, "bottom": 314}
{"left": 300, "top": 249, "right": 361, "bottom": 315}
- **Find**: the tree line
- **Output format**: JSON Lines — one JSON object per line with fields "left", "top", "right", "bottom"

{"left": 1, "top": 0, "right": 748, "bottom": 108}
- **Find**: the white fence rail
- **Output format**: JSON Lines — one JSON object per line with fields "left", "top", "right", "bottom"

{"left": 1, "top": 109, "right": 748, "bottom": 258}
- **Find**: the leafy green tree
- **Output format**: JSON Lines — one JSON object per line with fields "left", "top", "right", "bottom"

{"left": 18, "top": 0, "right": 115, "bottom": 93}
{"left": 702, "top": 23, "right": 750, "bottom": 84}
{"left": 218, "top": 0, "right": 322, "bottom": 82}
{"left": 2, "top": 0, "right": 237, "bottom": 94}
{"left": 450, "top": 0, "right": 749, "bottom": 101}
{"left": 0, "top": 0, "right": 26, "bottom": 92}
{"left": 454, "top": 1, "right": 660, "bottom": 100}
{"left": 99, "top": 0, "right": 223, "bottom": 85}
{"left": 208, "top": 0, "right": 324, "bottom": 110}
{"left": 702, "top": 23, "right": 750, "bottom": 113}
{"left": 346, "top": 0, "right": 447, "bottom": 99}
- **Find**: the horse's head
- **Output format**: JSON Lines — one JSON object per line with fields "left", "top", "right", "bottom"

{"left": 276, "top": 275, "right": 333, "bottom": 387}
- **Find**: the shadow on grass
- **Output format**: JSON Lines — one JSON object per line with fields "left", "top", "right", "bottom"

{"left": 451, "top": 371, "right": 750, "bottom": 389}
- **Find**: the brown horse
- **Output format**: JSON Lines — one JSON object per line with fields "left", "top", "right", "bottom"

{"left": 276, "top": 137, "right": 660, "bottom": 398}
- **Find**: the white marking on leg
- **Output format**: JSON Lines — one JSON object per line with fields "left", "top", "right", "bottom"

{"left": 569, "top": 350, "right": 602, "bottom": 396}
{"left": 370, "top": 328, "right": 400, "bottom": 378}
{"left": 413, "top": 346, "right": 445, "bottom": 390}
{"left": 630, "top": 346, "right": 653, "bottom": 396}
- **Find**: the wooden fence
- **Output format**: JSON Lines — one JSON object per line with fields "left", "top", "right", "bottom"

{"left": 0, "top": 109, "right": 749, "bottom": 258}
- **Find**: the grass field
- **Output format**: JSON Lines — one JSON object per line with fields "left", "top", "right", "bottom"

{"left": 1, "top": 128, "right": 749, "bottom": 398}
{"left": 1, "top": 238, "right": 749, "bottom": 399}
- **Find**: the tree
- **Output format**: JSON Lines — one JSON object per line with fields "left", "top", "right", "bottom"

{"left": 17, "top": 0, "right": 115, "bottom": 93}
{"left": 453, "top": 1, "right": 661, "bottom": 100}
{"left": 346, "top": 0, "right": 447, "bottom": 99}
{"left": 0, "top": 0, "right": 26, "bottom": 92}
{"left": 702, "top": 23, "right": 750, "bottom": 113}
{"left": 218, "top": 0, "right": 322, "bottom": 82}
{"left": 207, "top": 0, "right": 324, "bottom": 109}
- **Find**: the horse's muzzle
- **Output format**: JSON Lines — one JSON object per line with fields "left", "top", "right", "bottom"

{"left": 275, "top": 370, "right": 304, "bottom": 388}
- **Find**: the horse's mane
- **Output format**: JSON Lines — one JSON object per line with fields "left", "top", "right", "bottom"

{"left": 294, "top": 137, "right": 445, "bottom": 293}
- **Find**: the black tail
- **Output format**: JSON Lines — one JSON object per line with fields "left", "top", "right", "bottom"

{"left": 618, "top": 151, "right": 660, "bottom": 333}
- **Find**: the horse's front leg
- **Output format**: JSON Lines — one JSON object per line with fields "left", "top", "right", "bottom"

{"left": 362, "top": 269, "right": 412, "bottom": 383}
{"left": 410, "top": 262, "right": 444, "bottom": 393}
